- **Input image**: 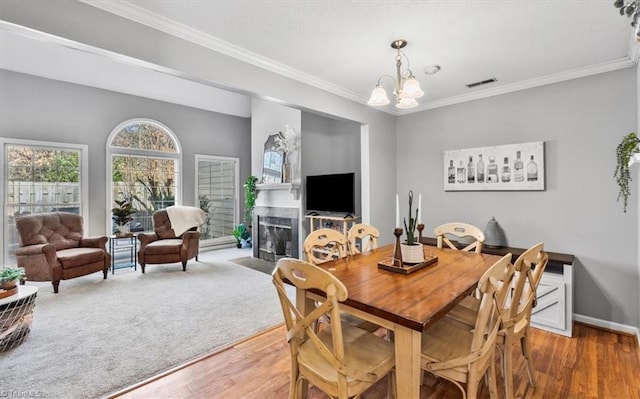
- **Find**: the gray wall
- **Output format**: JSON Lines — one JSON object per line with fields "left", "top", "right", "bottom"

{"left": 396, "top": 68, "right": 639, "bottom": 327}
{"left": 0, "top": 70, "right": 251, "bottom": 237}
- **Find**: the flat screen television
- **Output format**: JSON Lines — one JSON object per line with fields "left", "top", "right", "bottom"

{"left": 306, "top": 172, "right": 355, "bottom": 215}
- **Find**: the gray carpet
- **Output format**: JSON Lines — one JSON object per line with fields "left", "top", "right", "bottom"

{"left": 0, "top": 247, "right": 289, "bottom": 399}
{"left": 229, "top": 256, "right": 276, "bottom": 275}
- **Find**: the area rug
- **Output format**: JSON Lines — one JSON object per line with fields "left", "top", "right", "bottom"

{"left": 229, "top": 256, "right": 276, "bottom": 275}
{"left": 0, "top": 247, "right": 288, "bottom": 399}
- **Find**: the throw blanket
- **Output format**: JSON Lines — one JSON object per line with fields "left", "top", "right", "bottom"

{"left": 166, "top": 205, "right": 206, "bottom": 237}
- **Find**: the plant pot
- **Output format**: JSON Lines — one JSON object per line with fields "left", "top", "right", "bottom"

{"left": 400, "top": 243, "right": 425, "bottom": 264}
{"left": 116, "top": 224, "right": 130, "bottom": 237}
{"left": 0, "top": 278, "right": 18, "bottom": 290}
{"left": 236, "top": 242, "right": 242, "bottom": 248}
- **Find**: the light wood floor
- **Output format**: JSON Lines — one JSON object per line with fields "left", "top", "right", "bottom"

{"left": 111, "top": 322, "right": 640, "bottom": 399}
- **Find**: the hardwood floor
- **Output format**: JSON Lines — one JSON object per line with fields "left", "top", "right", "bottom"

{"left": 111, "top": 322, "right": 640, "bottom": 399}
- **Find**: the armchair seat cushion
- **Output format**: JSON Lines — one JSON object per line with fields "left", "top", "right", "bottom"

{"left": 144, "top": 239, "right": 183, "bottom": 255}
{"left": 57, "top": 247, "right": 106, "bottom": 269}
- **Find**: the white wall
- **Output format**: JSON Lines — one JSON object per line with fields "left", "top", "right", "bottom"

{"left": 396, "top": 68, "right": 639, "bottom": 327}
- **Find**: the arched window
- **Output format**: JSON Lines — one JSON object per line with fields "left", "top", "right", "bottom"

{"left": 107, "top": 119, "right": 181, "bottom": 234}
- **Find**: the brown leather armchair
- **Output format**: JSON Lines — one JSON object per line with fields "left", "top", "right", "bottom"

{"left": 15, "top": 212, "right": 110, "bottom": 293}
{"left": 137, "top": 209, "right": 201, "bottom": 273}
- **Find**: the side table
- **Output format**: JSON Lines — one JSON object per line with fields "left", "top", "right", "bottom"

{"left": 0, "top": 285, "right": 38, "bottom": 352}
{"left": 110, "top": 234, "right": 138, "bottom": 274}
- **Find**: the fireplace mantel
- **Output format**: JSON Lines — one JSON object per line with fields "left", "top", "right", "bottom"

{"left": 256, "top": 182, "right": 300, "bottom": 199}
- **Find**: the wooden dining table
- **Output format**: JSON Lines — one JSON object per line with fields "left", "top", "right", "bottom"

{"left": 297, "top": 243, "right": 504, "bottom": 398}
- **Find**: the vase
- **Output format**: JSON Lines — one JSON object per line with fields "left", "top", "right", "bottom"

{"left": 116, "top": 224, "right": 130, "bottom": 237}
{"left": 281, "top": 153, "right": 292, "bottom": 183}
{"left": 0, "top": 278, "right": 18, "bottom": 290}
{"left": 400, "top": 243, "right": 425, "bottom": 264}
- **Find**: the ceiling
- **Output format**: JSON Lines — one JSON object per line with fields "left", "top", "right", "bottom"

{"left": 1, "top": 1, "right": 638, "bottom": 116}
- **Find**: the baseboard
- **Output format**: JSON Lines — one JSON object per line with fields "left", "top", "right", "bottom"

{"left": 574, "top": 313, "right": 640, "bottom": 347}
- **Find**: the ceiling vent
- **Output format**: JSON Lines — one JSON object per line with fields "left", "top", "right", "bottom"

{"left": 466, "top": 78, "right": 497, "bottom": 88}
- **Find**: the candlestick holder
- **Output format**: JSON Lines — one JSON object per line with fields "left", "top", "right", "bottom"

{"left": 417, "top": 223, "right": 424, "bottom": 243}
{"left": 393, "top": 228, "right": 403, "bottom": 267}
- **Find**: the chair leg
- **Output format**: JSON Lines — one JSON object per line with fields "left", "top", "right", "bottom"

{"left": 521, "top": 331, "right": 536, "bottom": 388}
{"left": 182, "top": 261, "right": 187, "bottom": 271}
{"left": 52, "top": 281, "right": 60, "bottom": 294}
{"left": 488, "top": 348, "right": 499, "bottom": 399}
{"left": 503, "top": 336, "right": 514, "bottom": 399}
{"left": 103, "top": 267, "right": 108, "bottom": 279}
{"left": 140, "top": 263, "right": 146, "bottom": 274}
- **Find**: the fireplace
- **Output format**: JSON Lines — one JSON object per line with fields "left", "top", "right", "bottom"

{"left": 253, "top": 206, "right": 299, "bottom": 261}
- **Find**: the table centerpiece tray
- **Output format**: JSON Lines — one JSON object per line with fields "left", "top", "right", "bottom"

{"left": 377, "top": 255, "right": 438, "bottom": 275}
{"left": 0, "top": 286, "right": 18, "bottom": 300}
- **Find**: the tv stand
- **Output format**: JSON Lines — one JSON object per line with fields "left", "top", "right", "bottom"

{"left": 306, "top": 214, "right": 359, "bottom": 236}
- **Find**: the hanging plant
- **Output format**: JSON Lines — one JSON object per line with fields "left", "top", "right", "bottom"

{"left": 614, "top": 0, "right": 640, "bottom": 41}
{"left": 614, "top": 132, "right": 640, "bottom": 212}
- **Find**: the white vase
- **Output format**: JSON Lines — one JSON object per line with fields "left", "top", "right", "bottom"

{"left": 116, "top": 224, "right": 130, "bottom": 236}
{"left": 400, "top": 243, "right": 425, "bottom": 264}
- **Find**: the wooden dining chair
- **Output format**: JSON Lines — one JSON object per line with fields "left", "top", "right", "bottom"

{"left": 433, "top": 222, "right": 486, "bottom": 253}
{"left": 347, "top": 223, "right": 380, "bottom": 255}
{"left": 303, "top": 228, "right": 348, "bottom": 265}
{"left": 305, "top": 227, "right": 380, "bottom": 333}
{"left": 420, "top": 254, "right": 511, "bottom": 399}
{"left": 444, "top": 242, "right": 548, "bottom": 399}
{"left": 272, "top": 258, "right": 396, "bottom": 399}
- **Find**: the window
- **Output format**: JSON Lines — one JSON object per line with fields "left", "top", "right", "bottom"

{"left": 196, "top": 155, "right": 239, "bottom": 247}
{"left": 108, "top": 119, "right": 181, "bottom": 234}
{"left": 1, "top": 139, "right": 88, "bottom": 265}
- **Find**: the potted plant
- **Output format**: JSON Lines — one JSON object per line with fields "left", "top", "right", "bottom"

{"left": 614, "top": 132, "right": 640, "bottom": 213}
{"left": 232, "top": 224, "right": 251, "bottom": 248}
{"left": 401, "top": 190, "right": 424, "bottom": 264}
{"left": 0, "top": 266, "right": 25, "bottom": 290}
{"left": 112, "top": 199, "right": 136, "bottom": 236}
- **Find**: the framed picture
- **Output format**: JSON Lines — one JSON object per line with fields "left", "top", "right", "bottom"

{"left": 443, "top": 141, "right": 544, "bottom": 191}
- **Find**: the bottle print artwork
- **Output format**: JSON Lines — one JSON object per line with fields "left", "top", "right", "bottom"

{"left": 457, "top": 160, "right": 466, "bottom": 183}
{"left": 527, "top": 155, "right": 538, "bottom": 181}
{"left": 448, "top": 160, "right": 455, "bottom": 183}
{"left": 501, "top": 157, "right": 511, "bottom": 182}
{"left": 514, "top": 150, "right": 524, "bottom": 182}
{"left": 487, "top": 156, "right": 499, "bottom": 183}
{"left": 476, "top": 154, "right": 485, "bottom": 183}
{"left": 467, "top": 156, "right": 475, "bottom": 183}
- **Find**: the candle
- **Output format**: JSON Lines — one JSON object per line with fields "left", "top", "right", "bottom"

{"left": 418, "top": 193, "right": 422, "bottom": 224}
{"left": 395, "top": 194, "right": 400, "bottom": 228}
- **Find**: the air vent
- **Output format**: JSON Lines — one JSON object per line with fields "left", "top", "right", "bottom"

{"left": 466, "top": 78, "right": 497, "bottom": 88}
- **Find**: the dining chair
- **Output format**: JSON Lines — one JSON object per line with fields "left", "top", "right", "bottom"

{"left": 272, "top": 258, "right": 396, "bottom": 399}
{"left": 347, "top": 223, "right": 380, "bottom": 255}
{"left": 304, "top": 228, "right": 380, "bottom": 333}
{"left": 420, "top": 254, "right": 512, "bottom": 399}
{"left": 444, "top": 242, "right": 548, "bottom": 399}
{"left": 303, "top": 228, "right": 348, "bottom": 265}
{"left": 433, "top": 222, "right": 485, "bottom": 253}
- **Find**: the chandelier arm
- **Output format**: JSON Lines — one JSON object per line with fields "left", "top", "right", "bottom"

{"left": 376, "top": 74, "right": 397, "bottom": 88}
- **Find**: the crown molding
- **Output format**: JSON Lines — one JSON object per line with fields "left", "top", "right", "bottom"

{"left": 398, "top": 57, "right": 637, "bottom": 115}
{"left": 79, "top": 0, "right": 365, "bottom": 105}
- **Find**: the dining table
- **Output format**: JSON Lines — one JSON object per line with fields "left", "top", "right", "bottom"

{"left": 297, "top": 243, "right": 504, "bottom": 398}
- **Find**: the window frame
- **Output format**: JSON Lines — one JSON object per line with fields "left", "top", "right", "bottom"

{"left": 1, "top": 138, "right": 89, "bottom": 265}
{"left": 195, "top": 154, "right": 240, "bottom": 248}
{"left": 106, "top": 118, "right": 182, "bottom": 236}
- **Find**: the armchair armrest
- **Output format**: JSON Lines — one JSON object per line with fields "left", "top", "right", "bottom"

{"left": 80, "top": 236, "right": 108, "bottom": 248}
{"left": 15, "top": 243, "right": 58, "bottom": 281}
{"left": 138, "top": 232, "right": 159, "bottom": 247}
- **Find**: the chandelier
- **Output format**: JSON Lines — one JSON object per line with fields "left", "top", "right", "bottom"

{"left": 367, "top": 39, "right": 424, "bottom": 109}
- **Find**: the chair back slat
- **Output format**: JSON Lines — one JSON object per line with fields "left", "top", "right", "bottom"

{"left": 303, "top": 228, "right": 348, "bottom": 265}
{"left": 347, "top": 223, "right": 379, "bottom": 255}
{"left": 433, "top": 222, "right": 485, "bottom": 253}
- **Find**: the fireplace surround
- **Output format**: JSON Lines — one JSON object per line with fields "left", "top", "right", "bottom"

{"left": 253, "top": 206, "right": 299, "bottom": 261}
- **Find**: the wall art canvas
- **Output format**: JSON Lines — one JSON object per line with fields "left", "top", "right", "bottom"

{"left": 443, "top": 141, "right": 544, "bottom": 191}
